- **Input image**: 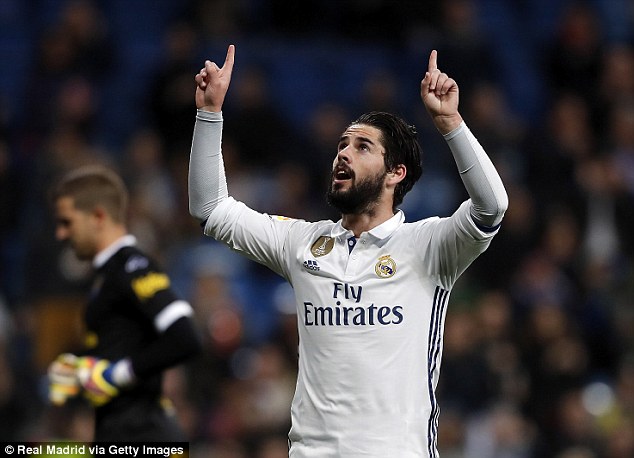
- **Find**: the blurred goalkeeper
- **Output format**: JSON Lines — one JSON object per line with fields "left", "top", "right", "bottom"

{"left": 47, "top": 165, "right": 201, "bottom": 441}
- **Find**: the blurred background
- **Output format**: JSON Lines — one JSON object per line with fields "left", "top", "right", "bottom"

{"left": 0, "top": 0, "right": 633, "bottom": 457}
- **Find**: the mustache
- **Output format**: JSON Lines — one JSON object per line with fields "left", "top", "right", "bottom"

{"left": 332, "top": 161, "right": 354, "bottom": 179}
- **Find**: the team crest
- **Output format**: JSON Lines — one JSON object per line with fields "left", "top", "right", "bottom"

{"left": 125, "top": 255, "right": 149, "bottom": 272}
{"left": 311, "top": 236, "right": 335, "bottom": 257}
{"left": 375, "top": 255, "right": 397, "bottom": 278}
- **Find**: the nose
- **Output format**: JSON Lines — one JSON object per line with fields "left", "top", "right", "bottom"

{"left": 336, "top": 145, "right": 351, "bottom": 163}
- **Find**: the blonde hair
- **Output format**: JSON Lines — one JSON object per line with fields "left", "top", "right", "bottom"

{"left": 51, "top": 165, "right": 129, "bottom": 223}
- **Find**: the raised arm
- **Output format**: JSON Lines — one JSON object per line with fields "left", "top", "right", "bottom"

{"left": 421, "top": 50, "right": 507, "bottom": 229}
{"left": 188, "top": 45, "right": 235, "bottom": 222}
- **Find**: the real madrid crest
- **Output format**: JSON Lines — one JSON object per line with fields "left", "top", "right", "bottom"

{"left": 375, "top": 255, "right": 396, "bottom": 278}
{"left": 310, "top": 236, "right": 335, "bottom": 257}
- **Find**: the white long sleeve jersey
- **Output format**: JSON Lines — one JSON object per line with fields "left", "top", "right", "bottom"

{"left": 204, "top": 197, "right": 496, "bottom": 458}
{"left": 190, "top": 111, "right": 506, "bottom": 457}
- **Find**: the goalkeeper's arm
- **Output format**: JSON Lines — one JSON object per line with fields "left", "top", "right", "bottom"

{"left": 77, "top": 316, "right": 201, "bottom": 406}
{"left": 127, "top": 315, "right": 201, "bottom": 379}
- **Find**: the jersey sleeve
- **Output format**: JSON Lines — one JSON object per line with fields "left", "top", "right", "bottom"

{"left": 444, "top": 122, "right": 508, "bottom": 230}
{"left": 415, "top": 199, "right": 498, "bottom": 289}
{"left": 117, "top": 252, "right": 200, "bottom": 377}
{"left": 203, "top": 196, "right": 298, "bottom": 281}
{"left": 121, "top": 252, "right": 193, "bottom": 334}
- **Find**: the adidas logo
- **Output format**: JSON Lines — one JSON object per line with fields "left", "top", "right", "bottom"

{"left": 303, "top": 260, "right": 320, "bottom": 271}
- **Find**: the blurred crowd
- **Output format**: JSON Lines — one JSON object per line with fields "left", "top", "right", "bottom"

{"left": 0, "top": 0, "right": 633, "bottom": 457}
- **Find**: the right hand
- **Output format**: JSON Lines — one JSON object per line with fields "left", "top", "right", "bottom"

{"left": 48, "top": 353, "right": 80, "bottom": 406}
{"left": 195, "top": 44, "right": 236, "bottom": 112}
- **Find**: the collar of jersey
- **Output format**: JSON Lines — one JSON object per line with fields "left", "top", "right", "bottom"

{"left": 93, "top": 234, "right": 137, "bottom": 269}
{"left": 330, "top": 210, "right": 405, "bottom": 240}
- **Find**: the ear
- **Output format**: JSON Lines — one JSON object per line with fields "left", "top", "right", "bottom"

{"left": 92, "top": 205, "right": 109, "bottom": 224}
{"left": 386, "top": 164, "right": 406, "bottom": 186}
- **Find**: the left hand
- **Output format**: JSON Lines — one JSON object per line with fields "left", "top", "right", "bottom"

{"left": 420, "top": 50, "right": 463, "bottom": 134}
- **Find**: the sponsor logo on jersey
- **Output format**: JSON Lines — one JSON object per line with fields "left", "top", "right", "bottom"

{"left": 375, "top": 255, "right": 396, "bottom": 278}
{"left": 131, "top": 272, "right": 170, "bottom": 300}
{"left": 303, "top": 281, "right": 404, "bottom": 326}
{"left": 303, "top": 301, "right": 403, "bottom": 326}
{"left": 270, "top": 215, "right": 293, "bottom": 221}
{"left": 310, "top": 236, "right": 334, "bottom": 257}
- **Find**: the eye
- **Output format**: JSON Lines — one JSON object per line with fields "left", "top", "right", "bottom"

{"left": 337, "top": 141, "right": 347, "bottom": 151}
{"left": 359, "top": 143, "right": 370, "bottom": 151}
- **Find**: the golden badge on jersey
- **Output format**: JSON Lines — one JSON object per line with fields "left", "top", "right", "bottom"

{"left": 375, "top": 255, "right": 397, "bottom": 278}
{"left": 311, "top": 236, "right": 334, "bottom": 257}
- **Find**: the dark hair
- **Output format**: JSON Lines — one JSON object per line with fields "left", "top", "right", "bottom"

{"left": 351, "top": 111, "right": 423, "bottom": 209}
{"left": 51, "top": 165, "right": 129, "bottom": 223}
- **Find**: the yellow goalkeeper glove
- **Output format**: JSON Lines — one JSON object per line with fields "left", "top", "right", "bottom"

{"left": 48, "top": 353, "right": 81, "bottom": 406}
{"left": 76, "top": 357, "right": 120, "bottom": 407}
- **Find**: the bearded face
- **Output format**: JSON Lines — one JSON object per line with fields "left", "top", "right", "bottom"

{"left": 326, "top": 164, "right": 387, "bottom": 215}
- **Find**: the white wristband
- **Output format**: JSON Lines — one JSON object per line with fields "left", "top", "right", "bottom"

{"left": 112, "top": 358, "right": 136, "bottom": 387}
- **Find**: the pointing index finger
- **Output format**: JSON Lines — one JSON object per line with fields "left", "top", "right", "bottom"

{"left": 223, "top": 44, "right": 235, "bottom": 72}
{"left": 428, "top": 50, "right": 438, "bottom": 72}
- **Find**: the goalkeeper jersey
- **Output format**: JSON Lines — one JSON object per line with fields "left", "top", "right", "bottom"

{"left": 84, "top": 235, "right": 194, "bottom": 440}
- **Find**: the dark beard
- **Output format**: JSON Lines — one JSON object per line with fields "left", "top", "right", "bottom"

{"left": 326, "top": 170, "right": 386, "bottom": 215}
